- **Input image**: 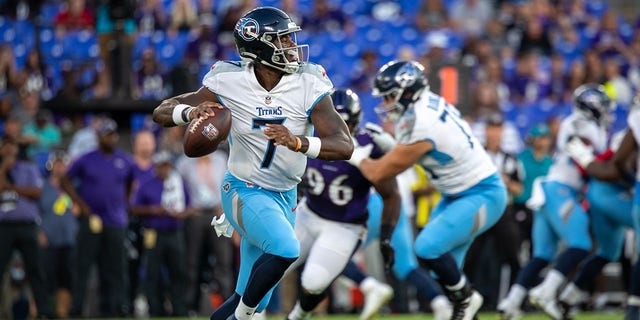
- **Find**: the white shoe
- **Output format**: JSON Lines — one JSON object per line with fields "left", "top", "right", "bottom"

{"left": 431, "top": 296, "right": 452, "bottom": 320}
{"left": 529, "top": 285, "right": 563, "bottom": 320}
{"left": 359, "top": 278, "right": 393, "bottom": 320}
{"left": 252, "top": 311, "right": 267, "bottom": 320}
{"left": 497, "top": 297, "right": 522, "bottom": 320}
{"left": 451, "top": 290, "right": 483, "bottom": 320}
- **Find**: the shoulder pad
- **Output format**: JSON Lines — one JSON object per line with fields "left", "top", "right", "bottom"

{"left": 209, "top": 60, "right": 245, "bottom": 76}
{"left": 298, "top": 62, "right": 330, "bottom": 81}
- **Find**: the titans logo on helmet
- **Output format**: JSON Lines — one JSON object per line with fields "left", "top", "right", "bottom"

{"left": 395, "top": 63, "right": 419, "bottom": 88}
{"left": 235, "top": 18, "right": 260, "bottom": 41}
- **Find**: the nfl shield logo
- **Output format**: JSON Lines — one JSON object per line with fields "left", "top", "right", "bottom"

{"left": 202, "top": 123, "right": 219, "bottom": 141}
{"left": 265, "top": 96, "right": 272, "bottom": 105}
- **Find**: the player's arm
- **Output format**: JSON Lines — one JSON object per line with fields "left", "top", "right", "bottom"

{"left": 372, "top": 177, "right": 400, "bottom": 234}
{"left": 586, "top": 130, "right": 637, "bottom": 181}
{"left": 265, "top": 94, "right": 352, "bottom": 160}
{"left": 356, "top": 141, "right": 433, "bottom": 185}
{"left": 152, "top": 87, "right": 223, "bottom": 127}
{"left": 306, "top": 95, "right": 354, "bottom": 160}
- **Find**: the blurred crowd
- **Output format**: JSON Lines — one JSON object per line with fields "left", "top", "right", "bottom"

{"left": 0, "top": 0, "right": 639, "bottom": 318}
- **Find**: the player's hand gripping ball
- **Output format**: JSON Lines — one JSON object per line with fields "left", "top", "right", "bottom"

{"left": 183, "top": 106, "right": 231, "bottom": 157}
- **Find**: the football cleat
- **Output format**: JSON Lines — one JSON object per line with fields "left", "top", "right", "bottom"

{"left": 359, "top": 278, "right": 393, "bottom": 320}
{"left": 529, "top": 285, "right": 563, "bottom": 320}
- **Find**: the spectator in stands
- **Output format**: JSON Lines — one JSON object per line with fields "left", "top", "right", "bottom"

{"left": 175, "top": 149, "right": 235, "bottom": 316}
{"left": 61, "top": 118, "right": 135, "bottom": 317}
{"left": 67, "top": 114, "right": 103, "bottom": 160}
{"left": 38, "top": 150, "right": 77, "bottom": 319}
{"left": 216, "top": 0, "right": 256, "bottom": 47}
{"left": 279, "top": 0, "right": 302, "bottom": 28}
{"left": 471, "top": 80, "right": 501, "bottom": 119}
{"left": 131, "top": 150, "right": 192, "bottom": 317}
{"left": 449, "top": 0, "right": 494, "bottom": 38}
{"left": 184, "top": 16, "right": 223, "bottom": 70}
{"left": 11, "top": 87, "right": 41, "bottom": 128}
{"left": 135, "top": 0, "right": 168, "bottom": 33}
{"left": 478, "top": 57, "right": 510, "bottom": 105}
{"left": 158, "top": 125, "right": 185, "bottom": 159}
{"left": 593, "top": 10, "right": 631, "bottom": 61}
{"left": 349, "top": 50, "right": 380, "bottom": 94}
{"left": 548, "top": 54, "right": 567, "bottom": 103}
{"left": 513, "top": 123, "right": 553, "bottom": 256}
{"left": 2, "top": 116, "right": 30, "bottom": 160}
{"left": 0, "top": 137, "right": 52, "bottom": 318}
{"left": 565, "top": 60, "right": 587, "bottom": 101}
{"left": 414, "top": 0, "right": 449, "bottom": 32}
{"left": 627, "top": 32, "right": 640, "bottom": 91}
{"left": 302, "top": 0, "right": 352, "bottom": 33}
{"left": 129, "top": 129, "right": 158, "bottom": 307}
{"left": 18, "top": 50, "right": 55, "bottom": 101}
{"left": 132, "top": 48, "right": 168, "bottom": 100}
{"left": 603, "top": 57, "right": 634, "bottom": 105}
{"left": 483, "top": 19, "right": 509, "bottom": 57}
{"left": 552, "top": 17, "right": 586, "bottom": 64}
{"left": 584, "top": 49, "right": 605, "bottom": 84}
{"left": 54, "top": 0, "right": 95, "bottom": 31}
{"left": 0, "top": 45, "right": 19, "bottom": 99}
{"left": 196, "top": 0, "right": 217, "bottom": 24}
{"left": 509, "top": 50, "right": 550, "bottom": 104}
{"left": 517, "top": 18, "right": 552, "bottom": 57}
{"left": 21, "top": 109, "right": 62, "bottom": 160}
{"left": 170, "top": 0, "right": 198, "bottom": 32}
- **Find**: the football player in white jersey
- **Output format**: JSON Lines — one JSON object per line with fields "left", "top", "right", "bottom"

{"left": 563, "top": 94, "right": 639, "bottom": 320}
{"left": 497, "top": 84, "right": 614, "bottom": 320}
{"left": 152, "top": 7, "right": 353, "bottom": 320}
{"left": 348, "top": 60, "right": 508, "bottom": 320}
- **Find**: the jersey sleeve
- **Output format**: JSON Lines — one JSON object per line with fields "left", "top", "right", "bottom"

{"left": 628, "top": 108, "right": 640, "bottom": 143}
{"left": 301, "top": 63, "right": 333, "bottom": 113}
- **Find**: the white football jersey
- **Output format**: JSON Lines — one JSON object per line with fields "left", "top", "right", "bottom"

{"left": 627, "top": 107, "right": 640, "bottom": 181}
{"left": 395, "top": 91, "right": 497, "bottom": 195}
{"left": 546, "top": 113, "right": 608, "bottom": 190}
{"left": 202, "top": 61, "right": 333, "bottom": 191}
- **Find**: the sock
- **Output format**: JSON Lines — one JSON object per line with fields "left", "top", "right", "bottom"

{"left": 628, "top": 295, "right": 640, "bottom": 307}
{"left": 504, "top": 284, "right": 527, "bottom": 307}
{"left": 572, "top": 255, "right": 609, "bottom": 292}
{"left": 234, "top": 299, "right": 256, "bottom": 320}
{"left": 360, "top": 277, "right": 380, "bottom": 293}
{"left": 537, "top": 269, "right": 566, "bottom": 295}
{"left": 631, "top": 261, "right": 640, "bottom": 297}
{"left": 242, "top": 253, "right": 297, "bottom": 307}
{"left": 288, "top": 301, "right": 311, "bottom": 320}
{"left": 421, "top": 254, "right": 462, "bottom": 286}
{"left": 444, "top": 276, "right": 472, "bottom": 302}
{"left": 554, "top": 248, "right": 589, "bottom": 276}
{"left": 516, "top": 257, "right": 549, "bottom": 288}
{"left": 342, "top": 260, "right": 366, "bottom": 285}
{"left": 299, "top": 290, "right": 327, "bottom": 312}
{"left": 407, "top": 268, "right": 444, "bottom": 301}
{"left": 210, "top": 293, "right": 241, "bottom": 320}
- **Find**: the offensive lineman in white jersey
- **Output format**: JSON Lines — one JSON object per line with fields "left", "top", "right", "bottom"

{"left": 498, "top": 84, "right": 614, "bottom": 320}
{"left": 152, "top": 7, "right": 353, "bottom": 320}
{"left": 564, "top": 94, "right": 640, "bottom": 320}
{"left": 348, "top": 60, "right": 508, "bottom": 320}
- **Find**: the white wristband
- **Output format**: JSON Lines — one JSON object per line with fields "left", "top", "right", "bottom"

{"left": 304, "top": 137, "right": 321, "bottom": 158}
{"left": 172, "top": 104, "right": 193, "bottom": 126}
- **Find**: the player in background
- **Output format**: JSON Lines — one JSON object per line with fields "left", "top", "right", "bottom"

{"left": 563, "top": 94, "right": 640, "bottom": 320}
{"left": 152, "top": 7, "right": 353, "bottom": 320}
{"left": 348, "top": 60, "right": 508, "bottom": 320}
{"left": 556, "top": 130, "right": 634, "bottom": 318}
{"left": 498, "top": 84, "right": 615, "bottom": 320}
{"left": 285, "top": 88, "right": 400, "bottom": 320}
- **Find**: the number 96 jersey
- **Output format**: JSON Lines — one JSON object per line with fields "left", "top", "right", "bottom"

{"left": 303, "top": 130, "right": 386, "bottom": 225}
{"left": 203, "top": 60, "right": 333, "bottom": 192}
{"left": 396, "top": 91, "right": 497, "bottom": 196}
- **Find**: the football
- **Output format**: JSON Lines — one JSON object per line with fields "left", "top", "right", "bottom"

{"left": 183, "top": 107, "right": 232, "bottom": 157}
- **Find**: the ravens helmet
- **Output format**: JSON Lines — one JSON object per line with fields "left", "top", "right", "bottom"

{"left": 572, "top": 84, "right": 615, "bottom": 127}
{"left": 331, "top": 88, "right": 362, "bottom": 130}
{"left": 372, "top": 60, "right": 429, "bottom": 121}
{"left": 233, "top": 7, "right": 308, "bottom": 74}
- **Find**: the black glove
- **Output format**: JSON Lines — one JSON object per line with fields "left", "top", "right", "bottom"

{"left": 380, "top": 238, "right": 395, "bottom": 274}
{"left": 380, "top": 224, "right": 395, "bottom": 274}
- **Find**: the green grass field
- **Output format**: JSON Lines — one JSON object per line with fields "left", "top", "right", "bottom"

{"left": 122, "top": 312, "right": 625, "bottom": 320}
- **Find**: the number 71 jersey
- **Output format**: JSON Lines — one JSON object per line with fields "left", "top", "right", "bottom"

{"left": 202, "top": 60, "right": 333, "bottom": 192}
{"left": 396, "top": 91, "right": 497, "bottom": 195}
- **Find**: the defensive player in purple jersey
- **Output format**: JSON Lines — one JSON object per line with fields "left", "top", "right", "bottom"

{"left": 285, "top": 88, "right": 400, "bottom": 320}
